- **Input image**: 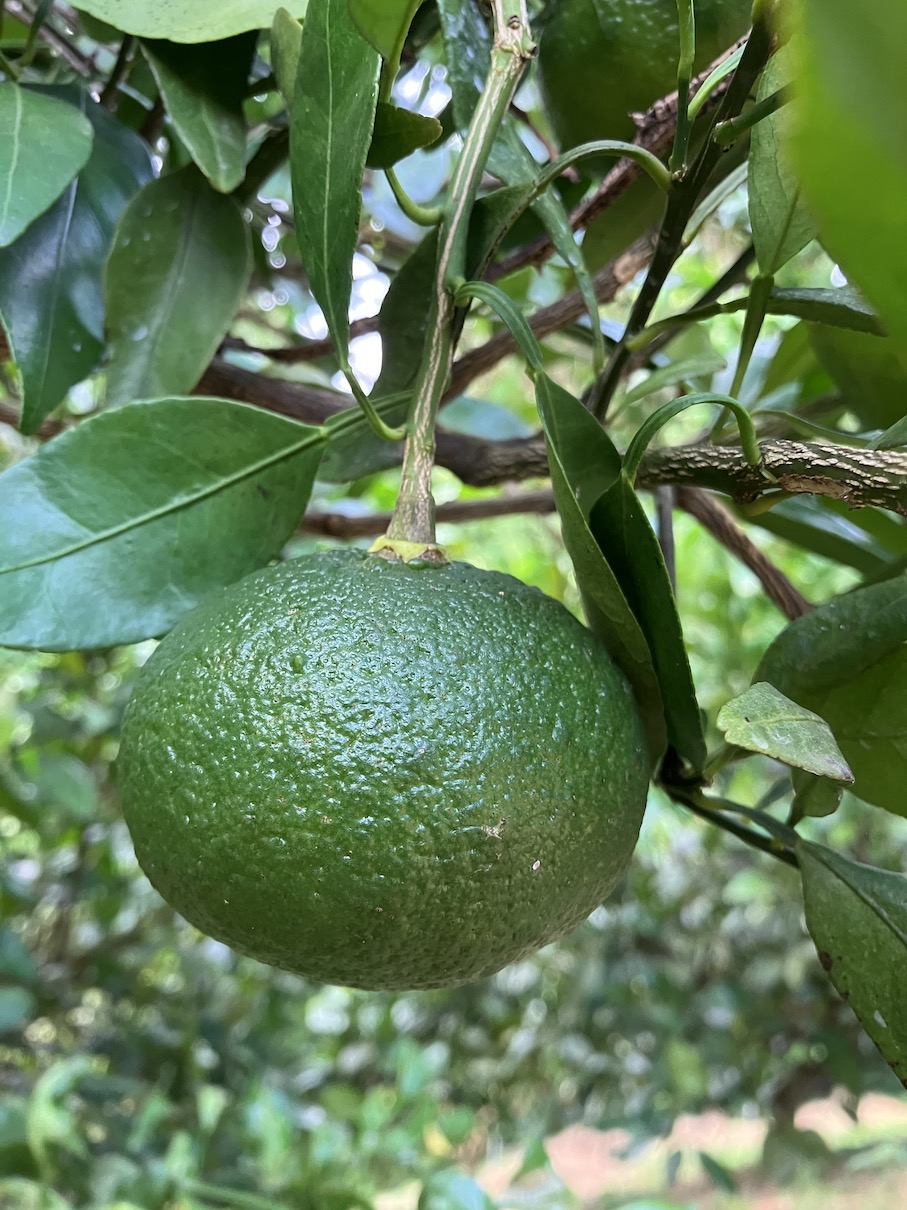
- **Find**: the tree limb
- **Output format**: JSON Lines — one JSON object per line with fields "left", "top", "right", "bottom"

{"left": 300, "top": 489, "right": 556, "bottom": 538}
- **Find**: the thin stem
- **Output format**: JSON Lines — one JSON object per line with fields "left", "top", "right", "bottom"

{"left": 587, "top": 12, "right": 777, "bottom": 420}
{"left": 670, "top": 0, "right": 696, "bottom": 173}
{"left": 99, "top": 34, "right": 136, "bottom": 110}
{"left": 730, "top": 272, "right": 773, "bottom": 397}
{"left": 0, "top": 45, "right": 19, "bottom": 78}
{"left": 714, "top": 87, "right": 788, "bottom": 147}
{"left": 385, "top": 166, "right": 443, "bottom": 227}
{"left": 665, "top": 786, "right": 800, "bottom": 867}
{"left": 385, "top": 0, "right": 535, "bottom": 548}
{"left": 342, "top": 370, "right": 408, "bottom": 442}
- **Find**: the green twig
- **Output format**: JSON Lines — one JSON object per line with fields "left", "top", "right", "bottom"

{"left": 0, "top": 44, "right": 19, "bottom": 78}
{"left": 622, "top": 392, "right": 764, "bottom": 487}
{"left": 714, "top": 87, "right": 788, "bottom": 147}
{"left": 343, "top": 371, "right": 408, "bottom": 442}
{"left": 671, "top": 0, "right": 696, "bottom": 173}
{"left": 665, "top": 786, "right": 800, "bottom": 868}
{"left": 99, "top": 34, "right": 136, "bottom": 109}
{"left": 385, "top": 166, "right": 443, "bottom": 227}
{"left": 385, "top": 0, "right": 535, "bottom": 547}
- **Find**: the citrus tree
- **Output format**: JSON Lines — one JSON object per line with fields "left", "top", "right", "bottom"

{"left": 2, "top": 0, "right": 907, "bottom": 1202}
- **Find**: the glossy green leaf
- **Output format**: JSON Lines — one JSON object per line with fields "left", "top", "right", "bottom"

{"left": 104, "top": 166, "right": 252, "bottom": 406}
{"left": 0, "top": 84, "right": 93, "bottom": 247}
{"left": 290, "top": 0, "right": 380, "bottom": 371}
{"left": 717, "top": 682, "right": 852, "bottom": 782}
{"left": 748, "top": 44, "right": 816, "bottom": 274}
{"left": 347, "top": 0, "right": 421, "bottom": 61}
{"left": 872, "top": 415, "right": 907, "bottom": 450}
{"left": 0, "top": 398, "right": 326, "bottom": 650}
{"left": 142, "top": 34, "right": 257, "bottom": 193}
{"left": 758, "top": 570, "right": 907, "bottom": 697}
{"left": 536, "top": 373, "right": 665, "bottom": 763}
{"left": 0, "top": 88, "right": 153, "bottom": 434}
{"left": 271, "top": 7, "right": 303, "bottom": 99}
{"left": 740, "top": 496, "right": 895, "bottom": 577}
{"left": 70, "top": 0, "right": 307, "bottom": 42}
{"left": 366, "top": 102, "right": 442, "bottom": 169}
{"left": 799, "top": 841, "right": 907, "bottom": 1086}
{"left": 765, "top": 287, "right": 882, "bottom": 333}
{"left": 791, "top": 0, "right": 907, "bottom": 365}
{"left": 810, "top": 325, "right": 906, "bottom": 430}
{"left": 758, "top": 572, "right": 907, "bottom": 814}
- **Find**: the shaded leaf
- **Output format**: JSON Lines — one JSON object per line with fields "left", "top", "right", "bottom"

{"left": 717, "top": 682, "right": 852, "bottom": 781}
{"left": 0, "top": 84, "right": 93, "bottom": 247}
{"left": 810, "top": 325, "right": 907, "bottom": 430}
{"left": 765, "top": 287, "right": 883, "bottom": 333}
{"left": 104, "top": 166, "right": 252, "bottom": 405}
{"left": 0, "top": 398, "right": 326, "bottom": 650}
{"left": 758, "top": 570, "right": 907, "bottom": 697}
{"left": 791, "top": 0, "right": 907, "bottom": 364}
{"left": 290, "top": 0, "right": 380, "bottom": 370}
{"left": 142, "top": 33, "right": 257, "bottom": 193}
{"left": 271, "top": 7, "right": 303, "bottom": 100}
{"left": 70, "top": 0, "right": 306, "bottom": 42}
{"left": 791, "top": 768, "right": 843, "bottom": 822}
{"left": 872, "top": 415, "right": 907, "bottom": 451}
{"left": 0, "top": 88, "right": 153, "bottom": 434}
{"left": 348, "top": 0, "right": 421, "bottom": 61}
{"left": 536, "top": 373, "right": 665, "bottom": 763}
{"left": 590, "top": 476, "right": 705, "bottom": 773}
{"left": 367, "top": 102, "right": 442, "bottom": 169}
{"left": 738, "top": 495, "right": 896, "bottom": 577}
{"left": 748, "top": 44, "right": 816, "bottom": 274}
{"left": 621, "top": 353, "right": 727, "bottom": 407}
{"left": 799, "top": 841, "right": 907, "bottom": 1086}
{"left": 758, "top": 572, "right": 907, "bottom": 815}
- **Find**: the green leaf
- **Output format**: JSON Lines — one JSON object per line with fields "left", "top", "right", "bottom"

{"left": 765, "top": 287, "right": 883, "bottom": 333}
{"left": 717, "top": 682, "right": 853, "bottom": 781}
{"left": 366, "top": 102, "right": 442, "bottom": 169}
{"left": 620, "top": 353, "right": 727, "bottom": 407}
{"left": 589, "top": 476, "right": 705, "bottom": 773}
{"left": 142, "top": 34, "right": 257, "bottom": 193}
{"left": 758, "top": 572, "right": 907, "bottom": 814}
{"left": 347, "top": 0, "right": 421, "bottom": 61}
{"left": 758, "top": 570, "right": 907, "bottom": 697}
{"left": 739, "top": 496, "right": 897, "bottom": 577}
{"left": 0, "top": 84, "right": 94, "bottom": 247}
{"left": 0, "top": 399, "right": 326, "bottom": 650}
{"left": 104, "top": 166, "right": 252, "bottom": 406}
{"left": 810, "top": 325, "right": 907, "bottom": 430}
{"left": 0, "top": 88, "right": 153, "bottom": 434}
{"left": 748, "top": 44, "right": 816, "bottom": 274}
{"left": 799, "top": 841, "right": 907, "bottom": 1087}
{"left": 791, "top": 0, "right": 907, "bottom": 365}
{"left": 699, "top": 1152, "right": 737, "bottom": 1193}
{"left": 290, "top": 0, "right": 380, "bottom": 371}
{"left": 536, "top": 373, "right": 665, "bottom": 763}
{"left": 70, "top": 0, "right": 307, "bottom": 42}
{"left": 791, "top": 768, "right": 843, "bottom": 821}
{"left": 271, "top": 7, "right": 303, "bottom": 100}
{"left": 872, "top": 415, "right": 907, "bottom": 450}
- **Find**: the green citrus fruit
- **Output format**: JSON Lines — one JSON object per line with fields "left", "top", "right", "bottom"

{"left": 118, "top": 550, "right": 649, "bottom": 990}
{"left": 537, "top": 0, "right": 753, "bottom": 153}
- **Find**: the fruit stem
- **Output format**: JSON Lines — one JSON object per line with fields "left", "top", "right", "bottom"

{"left": 384, "top": 1, "right": 536, "bottom": 548}
{"left": 670, "top": 0, "right": 696, "bottom": 173}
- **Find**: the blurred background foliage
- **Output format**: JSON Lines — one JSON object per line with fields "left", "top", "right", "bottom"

{"left": 2, "top": 3, "right": 907, "bottom": 1208}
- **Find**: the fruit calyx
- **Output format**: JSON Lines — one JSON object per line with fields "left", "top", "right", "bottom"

{"left": 368, "top": 536, "right": 450, "bottom": 566}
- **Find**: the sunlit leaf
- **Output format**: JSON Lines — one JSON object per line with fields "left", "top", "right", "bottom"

{"left": 70, "top": 0, "right": 307, "bottom": 42}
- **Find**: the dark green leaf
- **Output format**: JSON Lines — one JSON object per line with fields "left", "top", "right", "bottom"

{"left": 589, "top": 479, "right": 705, "bottom": 773}
{"left": 748, "top": 45, "right": 815, "bottom": 274}
{"left": 366, "top": 102, "right": 442, "bottom": 169}
{"left": 810, "top": 325, "right": 906, "bottom": 430}
{"left": 104, "top": 166, "right": 252, "bottom": 406}
{"left": 142, "top": 34, "right": 257, "bottom": 193}
{"left": 799, "top": 841, "right": 907, "bottom": 1086}
{"left": 792, "top": 0, "right": 907, "bottom": 363}
{"left": 70, "top": 0, "right": 306, "bottom": 42}
{"left": 716, "top": 682, "right": 852, "bottom": 781}
{"left": 758, "top": 572, "right": 907, "bottom": 814}
{"left": 791, "top": 768, "right": 843, "bottom": 822}
{"left": 872, "top": 416, "right": 907, "bottom": 450}
{"left": 738, "top": 496, "right": 898, "bottom": 577}
{"left": 0, "top": 88, "right": 153, "bottom": 434}
{"left": 536, "top": 373, "right": 665, "bottom": 762}
{"left": 290, "top": 0, "right": 380, "bottom": 370}
{"left": 0, "top": 398, "right": 326, "bottom": 650}
{"left": 271, "top": 7, "right": 302, "bottom": 100}
{"left": 765, "top": 287, "right": 883, "bottom": 333}
{"left": 758, "top": 570, "right": 907, "bottom": 697}
{"left": 699, "top": 1152, "right": 737, "bottom": 1193}
{"left": 348, "top": 0, "right": 421, "bottom": 61}
{"left": 0, "top": 84, "right": 93, "bottom": 247}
